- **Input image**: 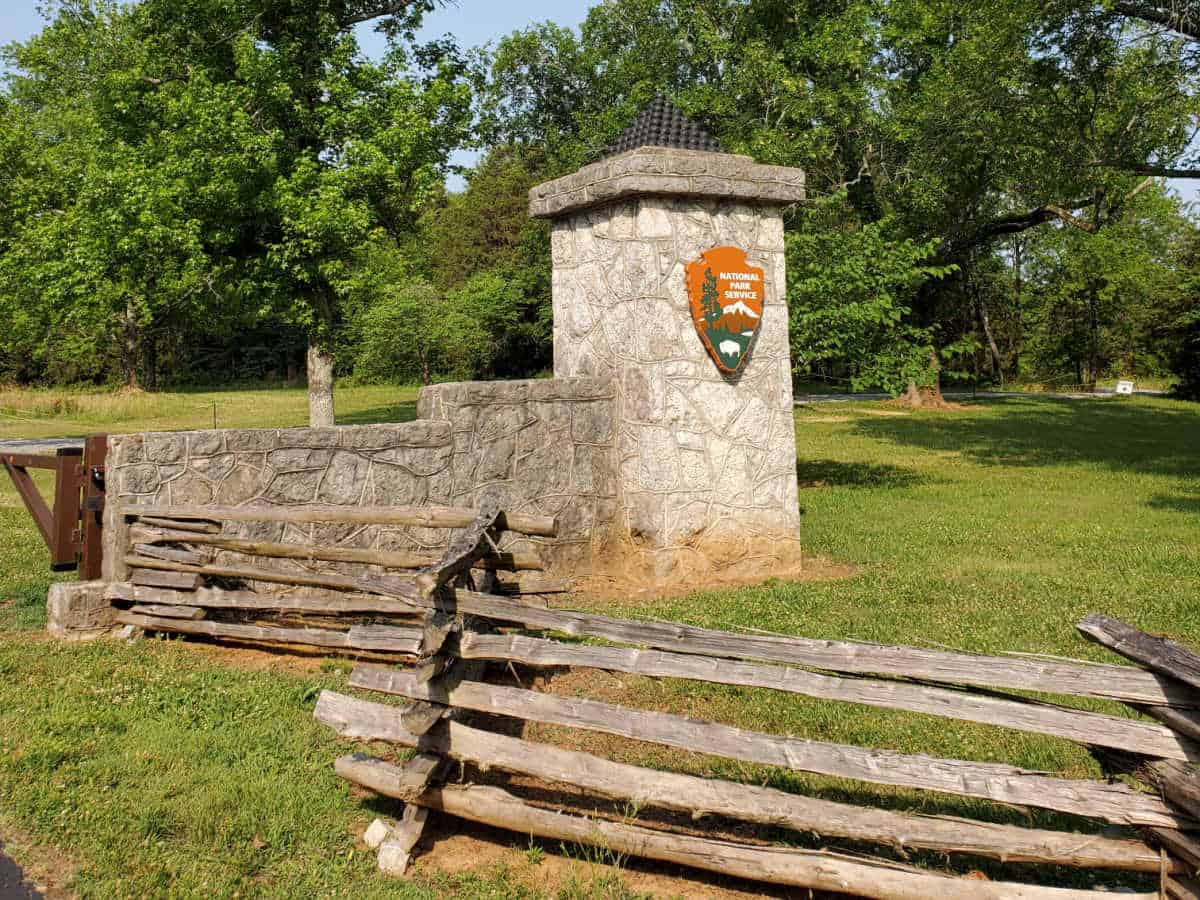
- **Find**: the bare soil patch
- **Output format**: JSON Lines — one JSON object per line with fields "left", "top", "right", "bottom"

{"left": 570, "top": 554, "right": 859, "bottom": 608}
{"left": 0, "top": 824, "right": 76, "bottom": 900}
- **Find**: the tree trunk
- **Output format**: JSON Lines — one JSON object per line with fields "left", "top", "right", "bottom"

{"left": 143, "top": 331, "right": 158, "bottom": 392}
{"left": 977, "top": 297, "right": 1003, "bottom": 381}
{"left": 307, "top": 341, "right": 336, "bottom": 427}
{"left": 1010, "top": 236, "right": 1024, "bottom": 380}
{"left": 899, "top": 349, "right": 946, "bottom": 408}
{"left": 122, "top": 300, "right": 141, "bottom": 391}
{"left": 1087, "top": 282, "right": 1101, "bottom": 390}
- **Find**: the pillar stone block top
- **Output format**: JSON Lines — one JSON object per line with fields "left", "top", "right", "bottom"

{"left": 530, "top": 96, "right": 806, "bottom": 579}
{"left": 529, "top": 147, "right": 806, "bottom": 220}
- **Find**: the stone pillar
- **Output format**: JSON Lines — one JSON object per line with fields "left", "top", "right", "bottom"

{"left": 530, "top": 146, "right": 806, "bottom": 577}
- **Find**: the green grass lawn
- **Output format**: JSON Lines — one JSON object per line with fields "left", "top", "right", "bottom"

{"left": 1, "top": 388, "right": 1198, "bottom": 897}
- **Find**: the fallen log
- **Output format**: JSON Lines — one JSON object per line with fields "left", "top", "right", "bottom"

{"left": 315, "top": 691, "right": 1172, "bottom": 872}
{"left": 458, "top": 632, "right": 1197, "bottom": 760}
{"left": 336, "top": 753, "right": 444, "bottom": 802}
{"left": 122, "top": 502, "right": 558, "bottom": 538}
{"left": 1144, "top": 760, "right": 1200, "bottom": 820}
{"left": 406, "top": 783, "right": 1157, "bottom": 900}
{"left": 1146, "top": 827, "right": 1200, "bottom": 871}
{"left": 115, "top": 612, "right": 422, "bottom": 654}
{"left": 1078, "top": 615, "right": 1200, "bottom": 692}
{"left": 347, "top": 668, "right": 1189, "bottom": 827}
{"left": 445, "top": 593, "right": 1200, "bottom": 708}
{"left": 1169, "top": 876, "right": 1200, "bottom": 900}
{"left": 1143, "top": 706, "right": 1200, "bottom": 744}
{"left": 128, "top": 527, "right": 544, "bottom": 571}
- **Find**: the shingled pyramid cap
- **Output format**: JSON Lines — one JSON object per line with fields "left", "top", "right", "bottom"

{"left": 603, "top": 94, "right": 722, "bottom": 157}
{"left": 529, "top": 102, "right": 805, "bottom": 219}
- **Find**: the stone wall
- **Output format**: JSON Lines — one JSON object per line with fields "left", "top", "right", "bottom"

{"left": 548, "top": 195, "right": 801, "bottom": 577}
{"left": 103, "top": 421, "right": 453, "bottom": 584}
{"left": 417, "top": 376, "right": 618, "bottom": 573}
{"left": 102, "top": 378, "right": 619, "bottom": 580}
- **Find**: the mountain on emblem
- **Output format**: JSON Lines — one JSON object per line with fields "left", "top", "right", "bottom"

{"left": 685, "top": 246, "right": 765, "bottom": 375}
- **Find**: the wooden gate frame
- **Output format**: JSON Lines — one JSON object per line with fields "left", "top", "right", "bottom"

{"left": 2, "top": 434, "right": 106, "bottom": 579}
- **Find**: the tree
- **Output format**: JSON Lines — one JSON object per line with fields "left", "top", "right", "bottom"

{"left": 700, "top": 268, "right": 722, "bottom": 325}
{"left": 345, "top": 238, "right": 499, "bottom": 384}
{"left": 787, "top": 202, "right": 955, "bottom": 393}
{"left": 421, "top": 146, "right": 554, "bottom": 377}
{"left": 0, "top": 0, "right": 475, "bottom": 419}
{"left": 482, "top": 0, "right": 1200, "bottom": 398}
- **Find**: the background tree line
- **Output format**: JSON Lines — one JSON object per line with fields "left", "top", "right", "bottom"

{"left": 2, "top": 0, "right": 1200, "bottom": 423}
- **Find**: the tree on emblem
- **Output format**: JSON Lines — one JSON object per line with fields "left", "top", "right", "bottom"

{"left": 700, "top": 267, "right": 722, "bottom": 326}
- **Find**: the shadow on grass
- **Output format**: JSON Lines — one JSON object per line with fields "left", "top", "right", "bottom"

{"left": 796, "top": 459, "right": 927, "bottom": 489}
{"left": 853, "top": 397, "right": 1200, "bottom": 479}
{"left": 336, "top": 400, "right": 419, "bottom": 426}
{"left": 1148, "top": 493, "right": 1200, "bottom": 515}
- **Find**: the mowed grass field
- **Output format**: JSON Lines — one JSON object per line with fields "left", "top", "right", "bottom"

{"left": 0, "top": 387, "right": 1198, "bottom": 897}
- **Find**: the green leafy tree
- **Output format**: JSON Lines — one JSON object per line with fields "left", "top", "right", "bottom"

{"left": 0, "top": 0, "right": 475, "bottom": 417}
{"left": 787, "top": 203, "right": 956, "bottom": 394}
{"left": 346, "top": 238, "right": 497, "bottom": 384}
{"left": 421, "top": 146, "right": 553, "bottom": 376}
{"left": 483, "top": 0, "right": 1200, "bottom": 397}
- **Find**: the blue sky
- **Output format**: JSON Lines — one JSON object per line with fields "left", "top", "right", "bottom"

{"left": 2, "top": 1, "right": 1196, "bottom": 202}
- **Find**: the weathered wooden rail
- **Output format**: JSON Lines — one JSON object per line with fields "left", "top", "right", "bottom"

{"left": 100, "top": 499, "right": 1200, "bottom": 896}
{"left": 313, "top": 573, "right": 1200, "bottom": 895}
{"left": 104, "top": 489, "right": 554, "bottom": 656}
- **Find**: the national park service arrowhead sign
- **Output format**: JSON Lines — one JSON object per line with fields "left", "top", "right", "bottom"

{"left": 686, "top": 246, "right": 764, "bottom": 375}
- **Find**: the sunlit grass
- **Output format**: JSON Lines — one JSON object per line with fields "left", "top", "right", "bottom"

{"left": 0, "top": 390, "right": 1197, "bottom": 895}
{"left": 0, "top": 383, "right": 421, "bottom": 440}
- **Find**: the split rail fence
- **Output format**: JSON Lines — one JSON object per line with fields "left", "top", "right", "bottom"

{"left": 103, "top": 496, "right": 1200, "bottom": 898}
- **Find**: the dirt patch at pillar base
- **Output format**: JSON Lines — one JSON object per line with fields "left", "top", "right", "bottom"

{"left": 566, "top": 538, "right": 858, "bottom": 607}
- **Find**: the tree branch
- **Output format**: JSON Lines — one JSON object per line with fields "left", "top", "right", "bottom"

{"left": 1113, "top": 2, "right": 1200, "bottom": 41}
{"left": 976, "top": 200, "right": 1096, "bottom": 241}
{"left": 337, "top": 1, "right": 422, "bottom": 27}
{"left": 1096, "top": 160, "right": 1200, "bottom": 178}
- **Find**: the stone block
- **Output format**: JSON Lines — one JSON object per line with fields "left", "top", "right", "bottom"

{"left": 571, "top": 401, "right": 616, "bottom": 445}
{"left": 47, "top": 581, "right": 117, "bottom": 639}
{"left": 187, "top": 431, "right": 225, "bottom": 457}
{"left": 635, "top": 203, "right": 672, "bottom": 238}
{"left": 264, "top": 471, "right": 318, "bottom": 504}
{"left": 169, "top": 472, "right": 214, "bottom": 505}
{"left": 145, "top": 434, "right": 185, "bottom": 464}
{"left": 476, "top": 435, "right": 516, "bottom": 484}
{"left": 638, "top": 427, "right": 680, "bottom": 492}
{"left": 189, "top": 454, "right": 235, "bottom": 483}
{"left": 316, "top": 451, "right": 370, "bottom": 504}
{"left": 215, "top": 465, "right": 268, "bottom": 505}
{"left": 119, "top": 464, "right": 161, "bottom": 495}
{"left": 278, "top": 427, "right": 340, "bottom": 449}
{"left": 226, "top": 430, "right": 278, "bottom": 452}
{"left": 111, "top": 434, "right": 144, "bottom": 465}
{"left": 477, "top": 405, "right": 534, "bottom": 442}
{"left": 370, "top": 462, "right": 419, "bottom": 506}
{"left": 268, "top": 449, "right": 334, "bottom": 472}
